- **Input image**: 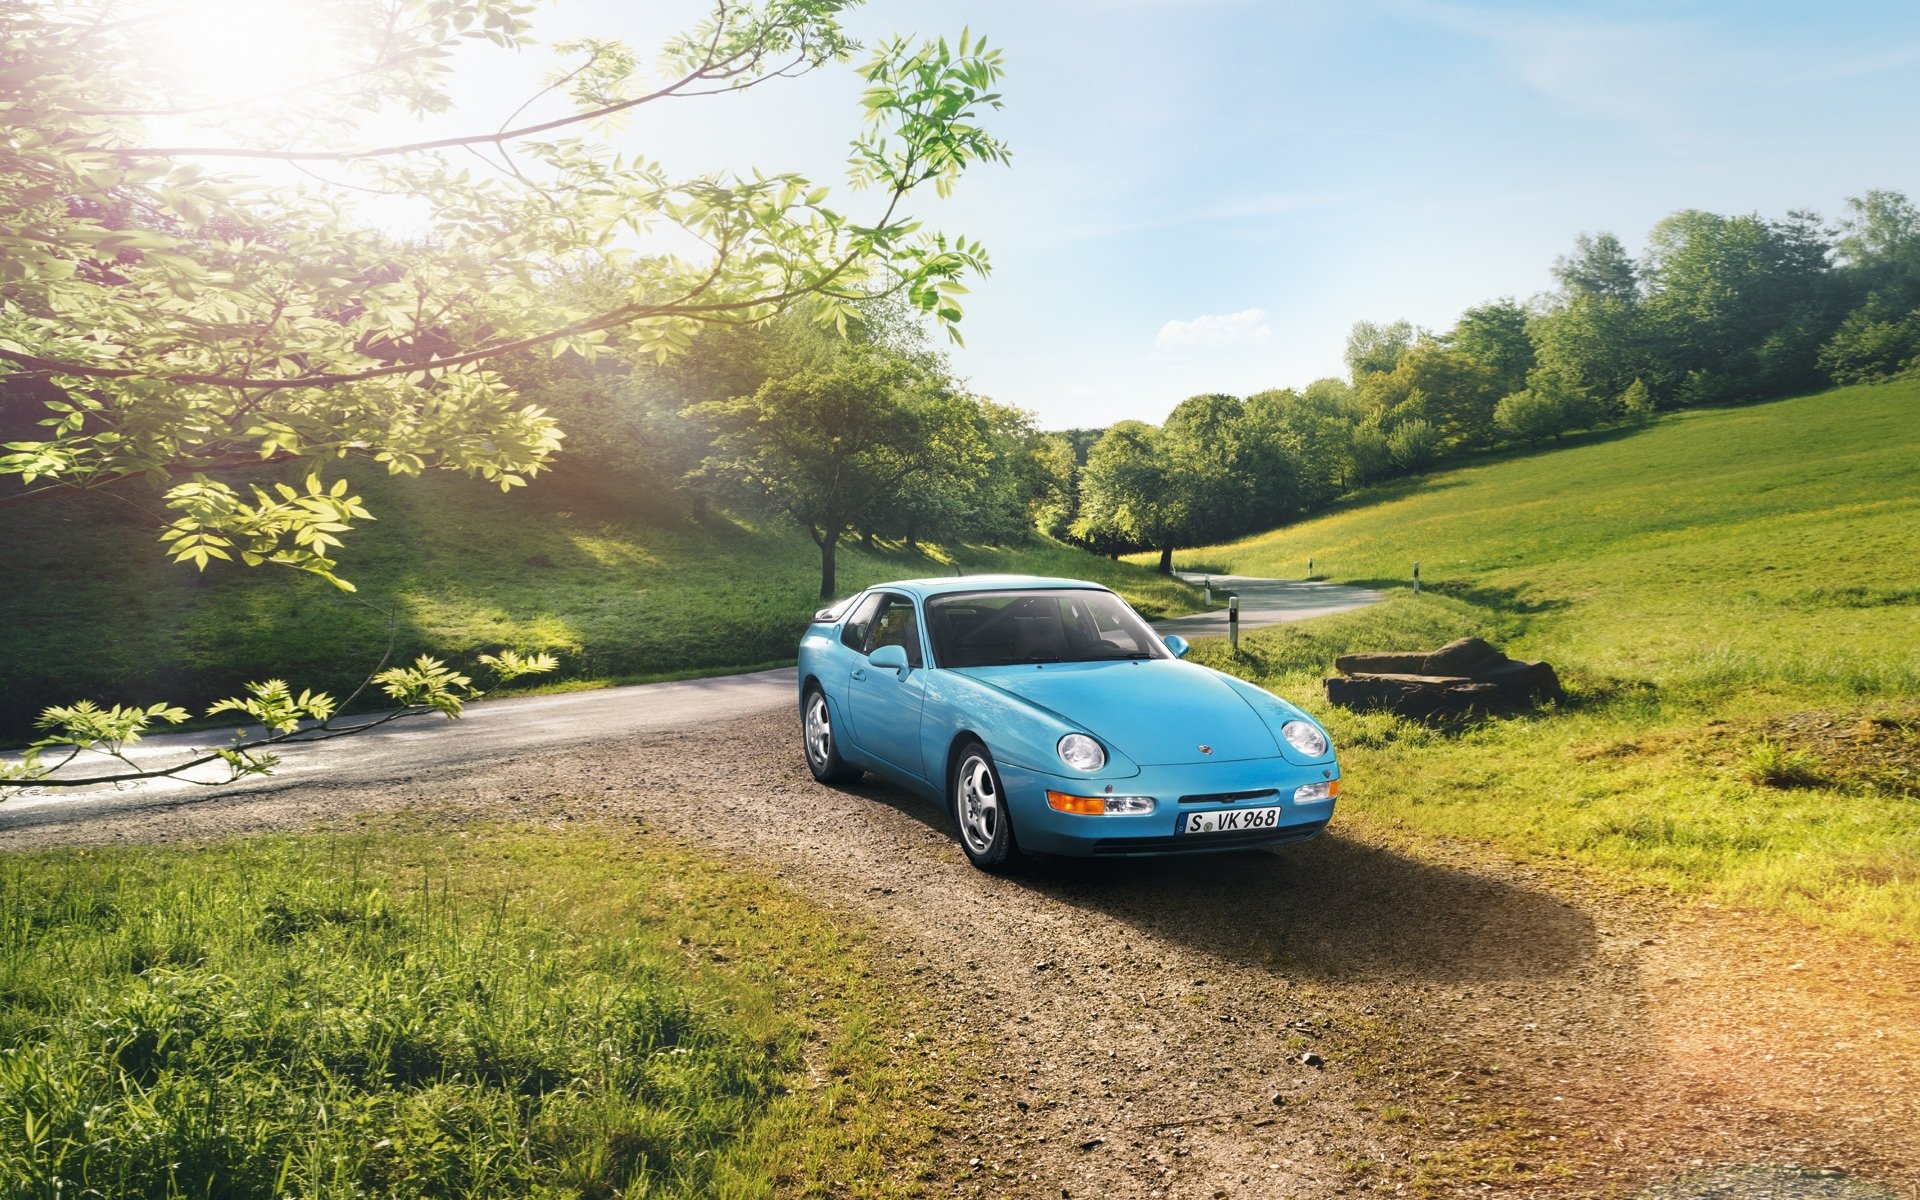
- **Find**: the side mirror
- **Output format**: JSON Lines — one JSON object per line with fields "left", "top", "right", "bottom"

{"left": 869, "top": 643, "right": 911, "bottom": 674}
{"left": 1162, "top": 634, "right": 1190, "bottom": 659}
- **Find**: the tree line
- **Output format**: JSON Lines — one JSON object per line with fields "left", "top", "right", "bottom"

{"left": 508, "top": 189, "right": 1920, "bottom": 595}
{"left": 1041, "top": 190, "right": 1920, "bottom": 569}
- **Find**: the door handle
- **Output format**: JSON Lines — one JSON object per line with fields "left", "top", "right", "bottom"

{"left": 850, "top": 668, "right": 867, "bottom": 681}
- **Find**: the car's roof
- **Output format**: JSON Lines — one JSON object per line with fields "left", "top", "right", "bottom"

{"left": 868, "top": 574, "right": 1115, "bottom": 600}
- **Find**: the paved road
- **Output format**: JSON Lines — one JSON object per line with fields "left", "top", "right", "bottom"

{"left": 1153, "top": 572, "right": 1381, "bottom": 639}
{"left": 2, "top": 574, "right": 1379, "bottom": 817}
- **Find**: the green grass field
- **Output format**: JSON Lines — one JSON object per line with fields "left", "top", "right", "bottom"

{"left": 0, "top": 471, "right": 1201, "bottom": 737}
{"left": 1169, "top": 381, "right": 1920, "bottom": 939}
{"left": 0, "top": 823, "right": 945, "bottom": 1198}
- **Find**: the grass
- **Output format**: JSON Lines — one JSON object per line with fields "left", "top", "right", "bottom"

{"left": 1167, "top": 380, "right": 1920, "bottom": 940}
{"left": 0, "top": 821, "right": 945, "bottom": 1199}
{"left": 0, "top": 469, "right": 1201, "bottom": 738}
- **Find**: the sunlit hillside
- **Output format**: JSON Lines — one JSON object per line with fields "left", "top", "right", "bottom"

{"left": 1172, "top": 380, "right": 1920, "bottom": 939}
{"left": 0, "top": 475, "right": 1200, "bottom": 737}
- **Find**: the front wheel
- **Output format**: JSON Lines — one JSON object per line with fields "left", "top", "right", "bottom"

{"left": 951, "top": 740, "right": 1021, "bottom": 871}
{"left": 802, "top": 686, "right": 861, "bottom": 784}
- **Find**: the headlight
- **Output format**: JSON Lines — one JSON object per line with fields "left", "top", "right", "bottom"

{"left": 1281, "top": 721, "right": 1328, "bottom": 757}
{"left": 1057, "top": 733, "right": 1106, "bottom": 772}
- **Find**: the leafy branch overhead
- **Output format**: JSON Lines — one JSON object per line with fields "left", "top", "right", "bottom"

{"left": 0, "top": 651, "right": 559, "bottom": 791}
{"left": 0, "top": 0, "right": 1008, "bottom": 587}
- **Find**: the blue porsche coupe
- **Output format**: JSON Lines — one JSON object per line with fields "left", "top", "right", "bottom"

{"left": 796, "top": 575, "right": 1341, "bottom": 870}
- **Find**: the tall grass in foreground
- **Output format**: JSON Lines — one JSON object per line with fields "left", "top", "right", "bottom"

{"left": 1175, "top": 382, "right": 1920, "bottom": 941}
{"left": 0, "top": 826, "right": 934, "bottom": 1198}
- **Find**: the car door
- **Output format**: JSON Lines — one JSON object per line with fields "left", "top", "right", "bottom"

{"left": 844, "top": 592, "right": 929, "bottom": 781}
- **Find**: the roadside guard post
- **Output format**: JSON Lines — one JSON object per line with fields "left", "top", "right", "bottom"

{"left": 1413, "top": 561, "right": 1421, "bottom": 594}
{"left": 1228, "top": 593, "right": 1240, "bottom": 651}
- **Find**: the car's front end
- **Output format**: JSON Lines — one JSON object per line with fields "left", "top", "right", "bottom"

{"left": 946, "top": 656, "right": 1341, "bottom": 858}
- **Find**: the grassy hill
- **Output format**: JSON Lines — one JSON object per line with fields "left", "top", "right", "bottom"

{"left": 1164, "top": 380, "right": 1920, "bottom": 939}
{"left": 0, "top": 471, "right": 1202, "bottom": 737}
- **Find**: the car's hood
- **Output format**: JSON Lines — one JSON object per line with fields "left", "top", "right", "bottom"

{"left": 958, "top": 660, "right": 1279, "bottom": 766}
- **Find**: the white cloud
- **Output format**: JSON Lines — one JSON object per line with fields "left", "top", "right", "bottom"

{"left": 1154, "top": 307, "right": 1273, "bottom": 351}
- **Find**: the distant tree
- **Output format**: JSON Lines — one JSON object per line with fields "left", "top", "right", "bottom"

{"left": 1072, "top": 421, "right": 1175, "bottom": 568}
{"left": 1356, "top": 344, "right": 1502, "bottom": 450}
{"left": 1348, "top": 416, "right": 1395, "bottom": 486}
{"left": 1526, "top": 295, "right": 1648, "bottom": 425}
{"left": 1553, "top": 232, "right": 1640, "bottom": 303}
{"left": 1345, "top": 319, "right": 1416, "bottom": 380}
{"left": 1836, "top": 189, "right": 1920, "bottom": 303}
{"left": 1493, "top": 390, "right": 1568, "bottom": 444}
{"left": 1816, "top": 306, "right": 1920, "bottom": 384}
{"left": 1239, "top": 389, "right": 1320, "bottom": 522}
{"left": 1640, "top": 209, "right": 1834, "bottom": 401}
{"left": 1385, "top": 418, "right": 1441, "bottom": 472}
{"left": 694, "top": 347, "right": 984, "bottom": 597}
{"left": 1619, "top": 378, "right": 1657, "bottom": 423}
{"left": 1445, "top": 299, "right": 1536, "bottom": 397}
{"left": 1819, "top": 190, "right": 1920, "bottom": 384}
{"left": 1031, "top": 432, "right": 1081, "bottom": 541}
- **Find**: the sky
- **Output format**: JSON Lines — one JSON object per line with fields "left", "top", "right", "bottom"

{"left": 170, "top": 0, "right": 1920, "bottom": 428}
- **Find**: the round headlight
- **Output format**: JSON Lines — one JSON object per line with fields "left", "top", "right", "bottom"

{"left": 1281, "top": 720, "right": 1329, "bottom": 758}
{"left": 1057, "top": 733, "right": 1106, "bottom": 772}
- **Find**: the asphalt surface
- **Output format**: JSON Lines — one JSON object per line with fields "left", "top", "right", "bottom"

{"left": 1, "top": 574, "right": 1379, "bottom": 821}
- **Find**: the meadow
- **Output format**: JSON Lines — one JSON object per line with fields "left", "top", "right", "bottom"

{"left": 0, "top": 823, "right": 943, "bottom": 1198}
{"left": 0, "top": 474, "right": 1200, "bottom": 737}
{"left": 1172, "top": 379, "right": 1920, "bottom": 939}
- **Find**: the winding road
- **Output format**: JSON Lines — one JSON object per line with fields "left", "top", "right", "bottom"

{"left": 0, "top": 574, "right": 1379, "bottom": 815}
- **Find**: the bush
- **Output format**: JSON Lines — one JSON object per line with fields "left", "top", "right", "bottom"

{"left": 1493, "top": 389, "right": 1567, "bottom": 444}
{"left": 1386, "top": 417, "right": 1442, "bottom": 470}
{"left": 1817, "top": 307, "right": 1920, "bottom": 385}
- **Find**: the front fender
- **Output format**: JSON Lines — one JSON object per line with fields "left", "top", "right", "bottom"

{"left": 919, "top": 670, "right": 1143, "bottom": 781}
{"left": 1212, "top": 670, "right": 1337, "bottom": 768}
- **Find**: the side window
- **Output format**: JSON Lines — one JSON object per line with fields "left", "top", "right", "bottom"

{"left": 840, "top": 592, "right": 885, "bottom": 652}
{"left": 864, "top": 595, "right": 924, "bottom": 667}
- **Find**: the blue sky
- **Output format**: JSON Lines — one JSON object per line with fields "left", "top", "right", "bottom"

{"left": 439, "top": 0, "right": 1920, "bottom": 427}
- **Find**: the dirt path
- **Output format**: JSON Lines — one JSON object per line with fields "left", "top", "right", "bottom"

{"left": 8, "top": 712, "right": 1916, "bottom": 1199}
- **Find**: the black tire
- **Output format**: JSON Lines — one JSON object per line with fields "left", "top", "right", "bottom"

{"left": 950, "top": 739, "right": 1022, "bottom": 871}
{"left": 801, "top": 685, "right": 862, "bottom": 784}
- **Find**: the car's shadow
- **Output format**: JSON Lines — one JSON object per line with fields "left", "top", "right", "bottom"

{"left": 841, "top": 778, "right": 1595, "bottom": 985}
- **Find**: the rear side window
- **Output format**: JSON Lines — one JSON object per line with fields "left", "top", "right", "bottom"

{"left": 840, "top": 592, "right": 885, "bottom": 651}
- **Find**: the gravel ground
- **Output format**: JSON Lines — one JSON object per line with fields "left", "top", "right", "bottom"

{"left": 4, "top": 714, "right": 1916, "bottom": 1199}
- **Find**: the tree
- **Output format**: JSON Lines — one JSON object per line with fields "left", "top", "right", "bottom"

{"left": 1, "top": 0, "right": 1008, "bottom": 586}
{"left": 1493, "top": 390, "right": 1568, "bottom": 445}
{"left": 1031, "top": 432, "right": 1081, "bottom": 542}
{"left": 1, "top": 0, "right": 1009, "bottom": 788}
{"left": 1525, "top": 295, "right": 1648, "bottom": 425}
{"left": 1355, "top": 344, "right": 1502, "bottom": 451}
{"left": 1445, "top": 299, "right": 1536, "bottom": 397}
{"left": 1344, "top": 319, "right": 1416, "bottom": 381}
{"left": 1640, "top": 208, "right": 1834, "bottom": 401}
{"left": 1072, "top": 422, "right": 1174, "bottom": 567}
{"left": 694, "top": 346, "right": 986, "bottom": 597}
{"left": 1552, "top": 232, "right": 1640, "bottom": 303}
{"left": 1161, "top": 392, "right": 1255, "bottom": 558}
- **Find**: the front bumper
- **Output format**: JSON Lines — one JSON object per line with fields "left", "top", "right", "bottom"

{"left": 997, "top": 757, "right": 1338, "bottom": 857}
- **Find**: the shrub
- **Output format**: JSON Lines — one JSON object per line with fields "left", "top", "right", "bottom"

{"left": 1493, "top": 389, "right": 1568, "bottom": 444}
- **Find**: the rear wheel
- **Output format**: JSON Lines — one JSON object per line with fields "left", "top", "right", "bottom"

{"left": 802, "top": 686, "right": 861, "bottom": 784}
{"left": 951, "top": 740, "right": 1021, "bottom": 871}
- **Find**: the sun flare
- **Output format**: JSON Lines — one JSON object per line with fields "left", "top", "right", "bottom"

{"left": 142, "top": 0, "right": 352, "bottom": 107}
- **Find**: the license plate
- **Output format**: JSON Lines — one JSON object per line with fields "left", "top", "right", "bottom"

{"left": 1178, "top": 806, "right": 1283, "bottom": 835}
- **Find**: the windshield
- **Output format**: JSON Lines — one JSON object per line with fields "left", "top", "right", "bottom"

{"left": 927, "top": 589, "right": 1169, "bottom": 668}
